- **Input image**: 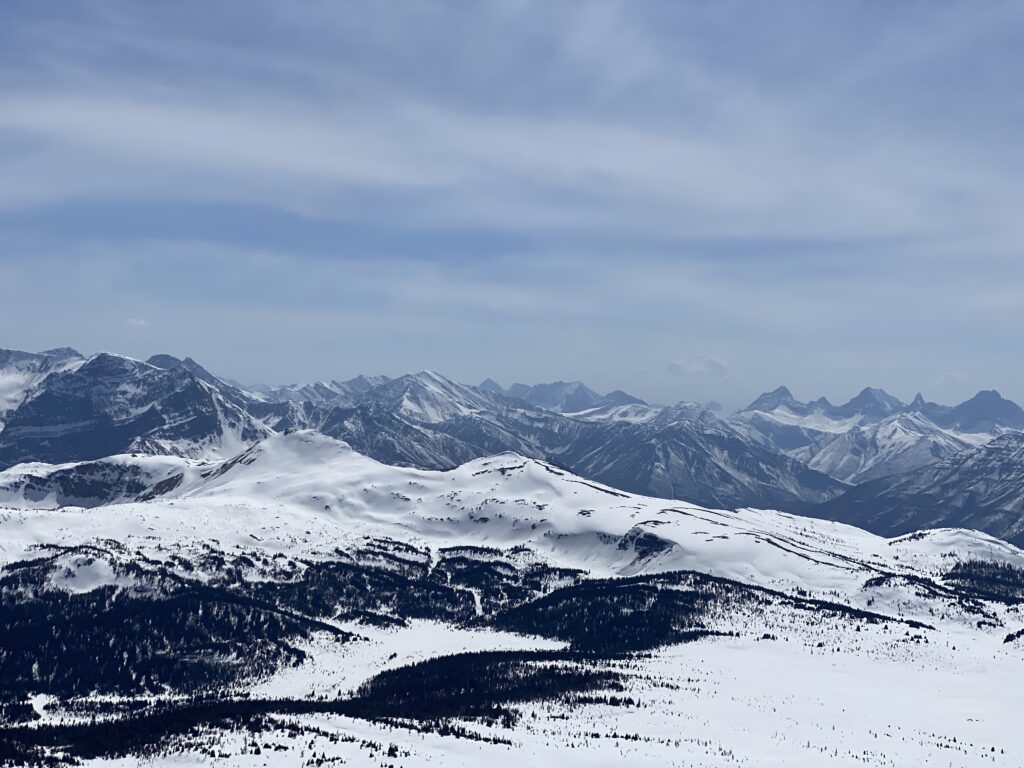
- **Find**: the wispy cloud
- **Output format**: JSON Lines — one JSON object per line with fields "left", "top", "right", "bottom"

{"left": 1, "top": 1, "right": 1022, "bottom": 242}
{"left": 1, "top": 2, "right": 1023, "bottom": 408}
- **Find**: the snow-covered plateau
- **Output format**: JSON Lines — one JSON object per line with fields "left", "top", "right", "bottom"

{"left": 0, "top": 430, "right": 1022, "bottom": 766}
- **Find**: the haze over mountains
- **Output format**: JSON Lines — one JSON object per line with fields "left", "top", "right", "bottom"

{"left": 3, "top": 345, "right": 1024, "bottom": 546}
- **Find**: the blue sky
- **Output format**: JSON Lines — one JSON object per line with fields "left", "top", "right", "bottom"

{"left": 2, "top": 1, "right": 1023, "bottom": 409}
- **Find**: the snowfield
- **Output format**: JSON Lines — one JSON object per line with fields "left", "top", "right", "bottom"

{"left": 1, "top": 430, "right": 1022, "bottom": 766}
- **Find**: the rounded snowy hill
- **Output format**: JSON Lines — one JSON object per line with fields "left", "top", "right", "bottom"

{"left": 6, "top": 430, "right": 1020, "bottom": 603}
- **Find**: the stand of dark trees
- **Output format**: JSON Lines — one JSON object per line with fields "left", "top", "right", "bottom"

{"left": 0, "top": 540, "right": 947, "bottom": 765}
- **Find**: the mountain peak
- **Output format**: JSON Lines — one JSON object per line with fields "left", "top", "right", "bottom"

{"left": 479, "top": 378, "right": 505, "bottom": 394}
{"left": 741, "top": 386, "right": 798, "bottom": 413}
{"left": 507, "top": 380, "right": 603, "bottom": 413}
{"left": 967, "top": 389, "right": 1003, "bottom": 403}
{"left": 83, "top": 351, "right": 151, "bottom": 373}
{"left": 146, "top": 354, "right": 237, "bottom": 395}
{"left": 39, "top": 347, "right": 83, "bottom": 361}
{"left": 602, "top": 389, "right": 647, "bottom": 407}
{"left": 941, "top": 389, "right": 1024, "bottom": 431}
{"left": 838, "top": 387, "right": 904, "bottom": 416}
{"left": 409, "top": 370, "right": 454, "bottom": 385}
{"left": 147, "top": 353, "right": 184, "bottom": 369}
{"left": 856, "top": 386, "right": 895, "bottom": 401}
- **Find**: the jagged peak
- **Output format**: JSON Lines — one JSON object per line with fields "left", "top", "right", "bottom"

{"left": 478, "top": 378, "right": 505, "bottom": 394}
{"left": 39, "top": 347, "right": 82, "bottom": 360}
{"left": 963, "top": 389, "right": 1004, "bottom": 403}
{"left": 840, "top": 387, "right": 904, "bottom": 412}
{"left": 741, "top": 386, "right": 798, "bottom": 413}
{"left": 945, "top": 390, "right": 1024, "bottom": 426}
{"left": 602, "top": 389, "right": 647, "bottom": 406}
{"left": 82, "top": 351, "right": 155, "bottom": 371}
{"left": 143, "top": 354, "right": 226, "bottom": 387}
{"left": 854, "top": 386, "right": 896, "bottom": 401}
{"left": 404, "top": 370, "right": 461, "bottom": 387}
{"left": 147, "top": 353, "right": 184, "bottom": 368}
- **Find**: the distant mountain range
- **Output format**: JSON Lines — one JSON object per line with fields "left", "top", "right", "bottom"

{"left": 0, "top": 351, "right": 269, "bottom": 469}
{"left": 809, "top": 431, "right": 1024, "bottom": 544}
{"left": 2, "top": 345, "right": 1023, "bottom": 545}
{"left": 479, "top": 378, "right": 646, "bottom": 414}
{"left": 732, "top": 385, "right": 1024, "bottom": 482}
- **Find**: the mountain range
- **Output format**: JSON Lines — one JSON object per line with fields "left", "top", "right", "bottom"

{"left": 2, "top": 345, "right": 1024, "bottom": 545}
{"left": 1, "top": 351, "right": 1023, "bottom": 765}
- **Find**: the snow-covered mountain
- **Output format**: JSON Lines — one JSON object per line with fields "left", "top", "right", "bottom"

{"left": 565, "top": 401, "right": 664, "bottom": 424}
{"left": 731, "top": 385, "right": 1024, "bottom": 484}
{"left": 790, "top": 412, "right": 973, "bottom": 484}
{"left": 1, "top": 431, "right": 1022, "bottom": 766}
{"left": 916, "top": 389, "right": 1024, "bottom": 433}
{"left": 201, "top": 367, "right": 844, "bottom": 510}
{"left": 254, "top": 374, "right": 392, "bottom": 405}
{"left": 558, "top": 409, "right": 846, "bottom": 508}
{"left": 0, "top": 352, "right": 272, "bottom": 468}
{"left": 145, "top": 353, "right": 263, "bottom": 409}
{"left": 4, "top": 346, "right": 1024, "bottom": 551}
{"left": 483, "top": 379, "right": 647, "bottom": 414}
{"left": 90, "top": 430, "right": 1021, "bottom": 595}
{"left": 0, "top": 452, "right": 203, "bottom": 509}
{"left": 811, "top": 431, "right": 1024, "bottom": 546}
{"left": 307, "top": 376, "right": 847, "bottom": 509}
{"left": 0, "top": 347, "right": 84, "bottom": 430}
{"left": 361, "top": 371, "right": 501, "bottom": 422}
{"left": 737, "top": 385, "right": 1024, "bottom": 439}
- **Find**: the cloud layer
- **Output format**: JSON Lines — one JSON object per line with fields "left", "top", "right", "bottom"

{"left": 1, "top": 1, "right": 1022, "bottom": 409}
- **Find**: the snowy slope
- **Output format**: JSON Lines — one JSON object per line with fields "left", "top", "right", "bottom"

{"left": 1, "top": 431, "right": 1016, "bottom": 597}
{"left": 0, "top": 347, "right": 84, "bottom": 430}
{"left": 793, "top": 411, "right": 973, "bottom": 483}
{"left": 2, "top": 432, "right": 1024, "bottom": 766}
{"left": 238, "top": 369, "right": 844, "bottom": 511}
{"left": 0, "top": 353, "right": 273, "bottom": 468}
{"left": 482, "top": 379, "right": 647, "bottom": 413}
{"left": 732, "top": 385, "right": 1024, "bottom": 486}
{"left": 255, "top": 374, "right": 392, "bottom": 405}
{"left": 565, "top": 402, "right": 663, "bottom": 423}
{"left": 812, "top": 430, "right": 1024, "bottom": 545}
{"left": 0, "top": 453, "right": 207, "bottom": 509}
{"left": 171, "top": 432, "right": 1024, "bottom": 587}
{"left": 365, "top": 371, "right": 500, "bottom": 423}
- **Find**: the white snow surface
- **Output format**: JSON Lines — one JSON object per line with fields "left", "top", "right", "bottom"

{"left": 733, "top": 405, "right": 1011, "bottom": 483}
{"left": 0, "top": 352, "right": 84, "bottom": 426}
{"left": 0, "top": 453, "right": 206, "bottom": 509}
{"left": 740, "top": 404, "right": 865, "bottom": 433}
{"left": 796, "top": 412, "right": 974, "bottom": 484}
{"left": 566, "top": 403, "right": 663, "bottom": 423}
{"left": 5, "top": 430, "right": 1024, "bottom": 767}
{"left": 5, "top": 430, "right": 1019, "bottom": 593}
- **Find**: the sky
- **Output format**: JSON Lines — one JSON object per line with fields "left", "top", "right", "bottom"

{"left": 2, "top": 1, "right": 1023, "bottom": 410}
